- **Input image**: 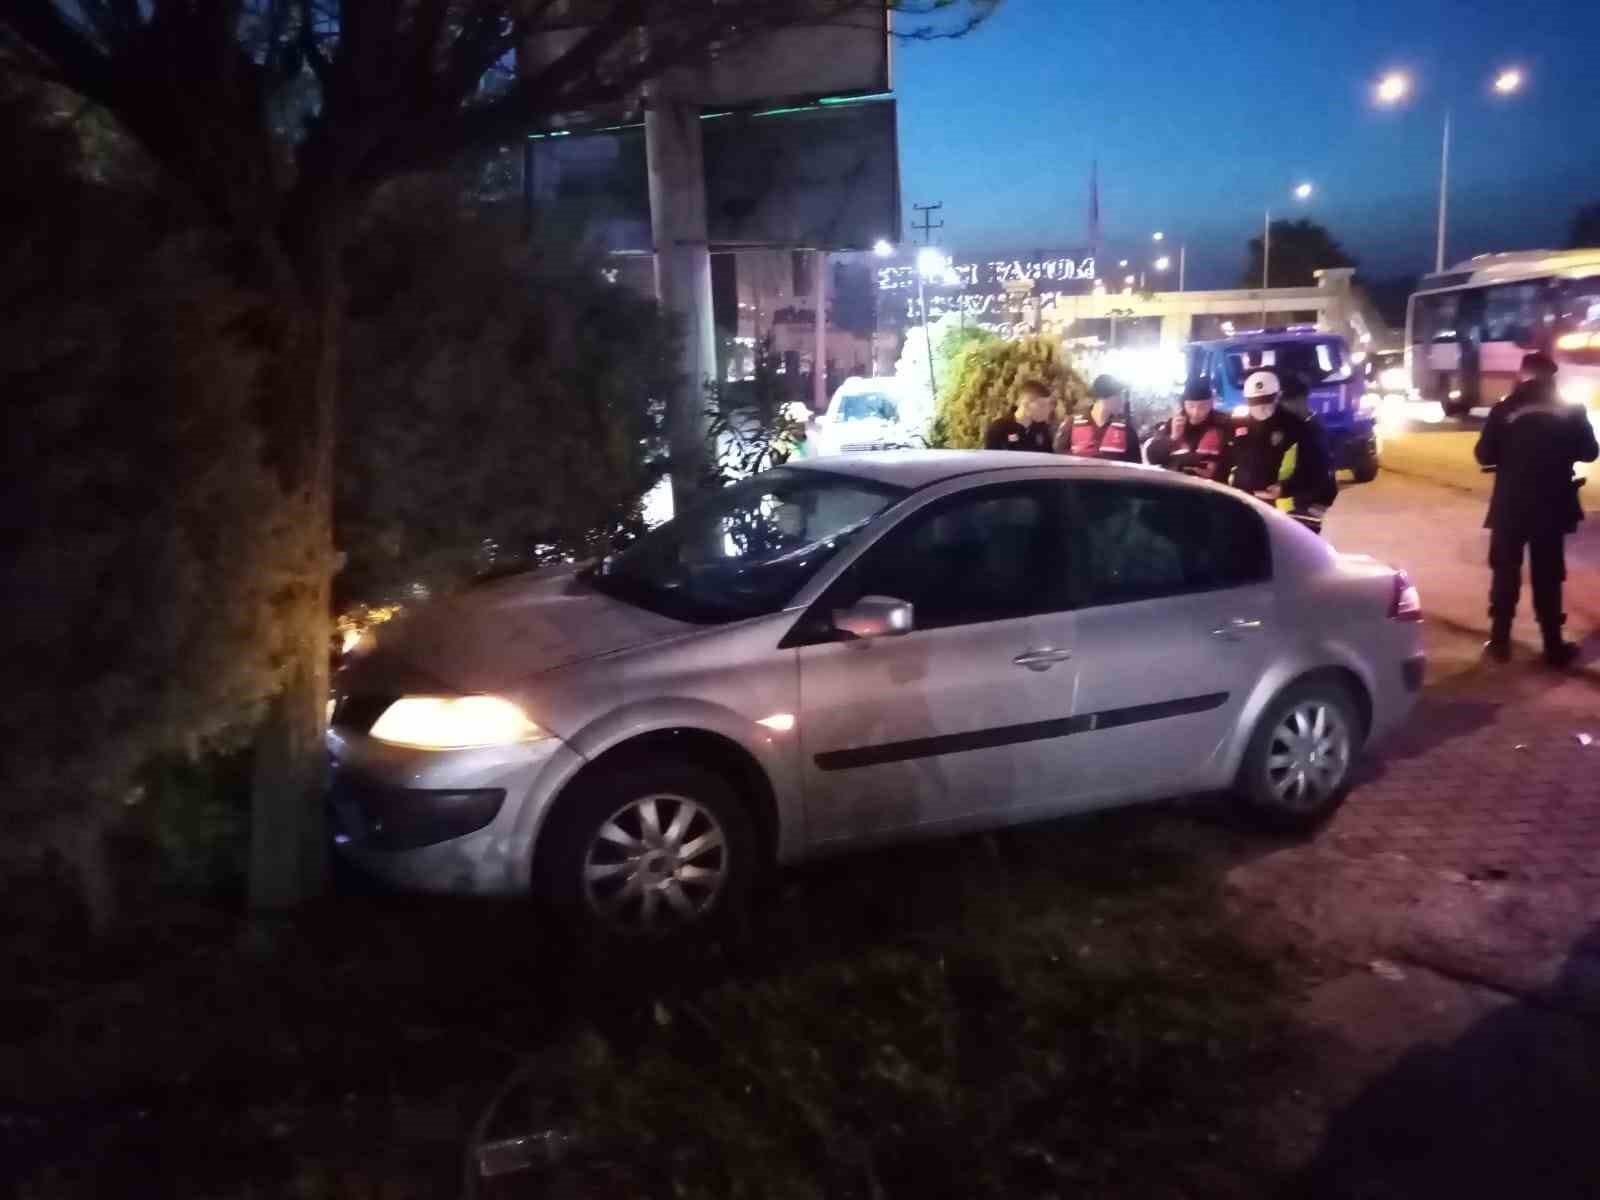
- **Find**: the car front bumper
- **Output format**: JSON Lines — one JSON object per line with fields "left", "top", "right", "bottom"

{"left": 326, "top": 727, "right": 584, "bottom": 896}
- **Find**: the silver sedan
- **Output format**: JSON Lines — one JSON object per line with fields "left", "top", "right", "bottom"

{"left": 328, "top": 452, "right": 1425, "bottom": 935}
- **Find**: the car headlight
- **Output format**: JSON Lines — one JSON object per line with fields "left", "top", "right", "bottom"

{"left": 369, "top": 695, "right": 549, "bottom": 750}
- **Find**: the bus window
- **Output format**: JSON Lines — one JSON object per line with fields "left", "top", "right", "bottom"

{"left": 1483, "top": 283, "right": 1542, "bottom": 349}
{"left": 1415, "top": 291, "right": 1459, "bottom": 343}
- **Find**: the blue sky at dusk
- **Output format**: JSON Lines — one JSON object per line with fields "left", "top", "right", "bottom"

{"left": 893, "top": 0, "right": 1600, "bottom": 286}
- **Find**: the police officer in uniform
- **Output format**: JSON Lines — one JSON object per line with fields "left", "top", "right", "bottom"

{"left": 1057, "top": 374, "right": 1142, "bottom": 462}
{"left": 983, "top": 378, "right": 1055, "bottom": 452}
{"left": 1229, "top": 370, "right": 1334, "bottom": 533}
{"left": 1474, "top": 351, "right": 1598, "bottom": 667}
{"left": 1146, "top": 378, "right": 1233, "bottom": 481}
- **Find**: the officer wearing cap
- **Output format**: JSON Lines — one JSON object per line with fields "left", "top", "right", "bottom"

{"left": 1228, "top": 370, "right": 1331, "bottom": 533}
{"left": 1056, "top": 373, "right": 1142, "bottom": 462}
{"left": 1474, "top": 350, "right": 1598, "bottom": 667}
{"left": 1146, "top": 378, "right": 1234, "bottom": 481}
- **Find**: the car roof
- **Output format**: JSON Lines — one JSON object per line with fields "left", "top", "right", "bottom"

{"left": 783, "top": 449, "right": 1159, "bottom": 490}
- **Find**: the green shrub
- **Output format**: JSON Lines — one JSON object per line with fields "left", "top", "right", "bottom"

{"left": 932, "top": 336, "right": 1087, "bottom": 449}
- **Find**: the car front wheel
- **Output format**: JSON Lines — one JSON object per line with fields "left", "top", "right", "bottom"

{"left": 537, "top": 760, "right": 756, "bottom": 938}
{"left": 1235, "top": 681, "right": 1362, "bottom": 832}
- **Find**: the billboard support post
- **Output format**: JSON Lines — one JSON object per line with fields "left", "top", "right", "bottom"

{"left": 646, "top": 85, "right": 717, "bottom": 507}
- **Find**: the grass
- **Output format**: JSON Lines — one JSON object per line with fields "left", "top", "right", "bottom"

{"left": 4, "top": 808, "right": 1293, "bottom": 1199}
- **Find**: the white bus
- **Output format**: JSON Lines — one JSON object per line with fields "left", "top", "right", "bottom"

{"left": 1406, "top": 248, "right": 1600, "bottom": 415}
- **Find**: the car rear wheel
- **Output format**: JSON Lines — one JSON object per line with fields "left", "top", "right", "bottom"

{"left": 1235, "top": 680, "right": 1362, "bottom": 832}
{"left": 537, "top": 760, "right": 757, "bottom": 938}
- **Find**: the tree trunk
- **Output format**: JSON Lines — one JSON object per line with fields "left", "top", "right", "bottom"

{"left": 248, "top": 261, "right": 341, "bottom": 913}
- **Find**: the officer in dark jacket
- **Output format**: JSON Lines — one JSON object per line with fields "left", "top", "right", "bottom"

{"left": 1474, "top": 351, "right": 1598, "bottom": 666}
{"left": 1229, "top": 370, "right": 1335, "bottom": 533}
{"left": 983, "top": 378, "right": 1055, "bottom": 452}
{"left": 1147, "top": 378, "right": 1234, "bottom": 481}
{"left": 1057, "top": 373, "right": 1142, "bottom": 462}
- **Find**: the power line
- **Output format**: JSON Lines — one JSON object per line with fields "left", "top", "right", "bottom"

{"left": 910, "top": 202, "right": 944, "bottom": 246}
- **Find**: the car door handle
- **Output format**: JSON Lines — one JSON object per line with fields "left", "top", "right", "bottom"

{"left": 1210, "top": 618, "right": 1265, "bottom": 641}
{"left": 1013, "top": 648, "right": 1073, "bottom": 671}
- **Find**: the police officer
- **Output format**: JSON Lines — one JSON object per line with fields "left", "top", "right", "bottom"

{"left": 1146, "top": 378, "right": 1233, "bottom": 481}
{"left": 983, "top": 378, "right": 1055, "bottom": 452}
{"left": 1229, "top": 370, "right": 1333, "bottom": 533}
{"left": 1474, "top": 351, "right": 1599, "bottom": 667}
{"left": 1057, "top": 374, "right": 1142, "bottom": 462}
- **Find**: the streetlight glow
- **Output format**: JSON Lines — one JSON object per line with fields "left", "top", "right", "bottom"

{"left": 1153, "top": 255, "right": 1171, "bottom": 272}
{"left": 1376, "top": 71, "right": 1410, "bottom": 105}
{"left": 1123, "top": 274, "right": 1136, "bottom": 285}
{"left": 1118, "top": 259, "right": 1129, "bottom": 267}
{"left": 1493, "top": 68, "right": 1523, "bottom": 95}
{"left": 1152, "top": 231, "right": 1165, "bottom": 242}
{"left": 916, "top": 246, "right": 950, "bottom": 279}
{"left": 872, "top": 238, "right": 894, "bottom": 258}
{"left": 1294, "top": 182, "right": 1314, "bottom": 200}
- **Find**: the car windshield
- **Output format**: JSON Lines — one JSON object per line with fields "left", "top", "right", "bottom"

{"left": 836, "top": 392, "right": 899, "bottom": 422}
{"left": 585, "top": 468, "right": 906, "bottom": 624}
{"left": 1224, "top": 340, "right": 1346, "bottom": 387}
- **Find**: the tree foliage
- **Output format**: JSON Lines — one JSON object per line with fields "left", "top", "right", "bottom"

{"left": 1, "top": 79, "right": 300, "bottom": 926}
{"left": 337, "top": 179, "right": 676, "bottom": 607}
{"left": 1570, "top": 202, "right": 1600, "bottom": 250}
{"left": 1242, "top": 218, "right": 1356, "bottom": 289}
{"left": 932, "top": 336, "right": 1086, "bottom": 449}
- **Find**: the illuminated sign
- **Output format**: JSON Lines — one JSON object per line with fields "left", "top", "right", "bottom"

{"left": 875, "top": 251, "right": 1097, "bottom": 336}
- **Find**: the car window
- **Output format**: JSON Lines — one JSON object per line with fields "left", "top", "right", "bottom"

{"left": 836, "top": 392, "right": 899, "bottom": 422}
{"left": 837, "top": 484, "right": 1059, "bottom": 631}
{"left": 588, "top": 468, "right": 906, "bottom": 624}
{"left": 1069, "top": 482, "right": 1269, "bottom": 607}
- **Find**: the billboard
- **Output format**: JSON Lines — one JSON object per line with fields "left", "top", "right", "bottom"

{"left": 526, "top": 97, "right": 899, "bottom": 253}
{"left": 523, "top": 3, "right": 890, "bottom": 110}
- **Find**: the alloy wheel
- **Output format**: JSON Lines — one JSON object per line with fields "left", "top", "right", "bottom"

{"left": 581, "top": 793, "right": 729, "bottom": 934}
{"left": 1264, "top": 700, "right": 1352, "bottom": 811}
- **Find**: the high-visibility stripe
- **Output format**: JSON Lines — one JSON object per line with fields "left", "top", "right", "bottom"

{"left": 1277, "top": 441, "right": 1298, "bottom": 484}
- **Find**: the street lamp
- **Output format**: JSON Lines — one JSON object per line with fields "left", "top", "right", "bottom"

{"left": 1153, "top": 255, "right": 1171, "bottom": 273}
{"left": 1262, "top": 181, "right": 1314, "bottom": 319}
{"left": 872, "top": 238, "right": 894, "bottom": 258}
{"left": 1152, "top": 231, "right": 1165, "bottom": 242}
{"left": 1374, "top": 67, "right": 1526, "bottom": 272}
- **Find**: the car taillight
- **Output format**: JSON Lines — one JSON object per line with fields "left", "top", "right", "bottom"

{"left": 1389, "top": 570, "right": 1422, "bottom": 621}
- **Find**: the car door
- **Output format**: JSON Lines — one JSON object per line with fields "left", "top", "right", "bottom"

{"left": 1032, "top": 479, "right": 1276, "bottom": 806}
{"left": 792, "top": 481, "right": 1074, "bottom": 846}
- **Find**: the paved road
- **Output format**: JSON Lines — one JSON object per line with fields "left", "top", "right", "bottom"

{"left": 1326, "top": 424, "right": 1600, "bottom": 669}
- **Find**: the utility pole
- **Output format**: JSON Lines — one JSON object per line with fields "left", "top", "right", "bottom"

{"left": 910, "top": 202, "right": 945, "bottom": 405}
{"left": 911, "top": 201, "right": 943, "bottom": 246}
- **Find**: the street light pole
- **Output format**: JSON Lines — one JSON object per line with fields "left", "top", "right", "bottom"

{"left": 1435, "top": 108, "right": 1452, "bottom": 273}
{"left": 1261, "top": 209, "right": 1271, "bottom": 321}
{"left": 1178, "top": 244, "right": 1186, "bottom": 293}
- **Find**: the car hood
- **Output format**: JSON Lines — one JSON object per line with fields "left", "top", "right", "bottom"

{"left": 354, "top": 567, "right": 694, "bottom": 693}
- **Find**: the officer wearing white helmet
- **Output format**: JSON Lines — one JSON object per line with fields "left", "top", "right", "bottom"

{"left": 1228, "top": 370, "right": 1335, "bottom": 534}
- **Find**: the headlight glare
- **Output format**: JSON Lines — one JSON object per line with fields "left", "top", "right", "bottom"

{"left": 369, "top": 695, "right": 547, "bottom": 750}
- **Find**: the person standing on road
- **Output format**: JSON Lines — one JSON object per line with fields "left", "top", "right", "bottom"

{"left": 1474, "top": 351, "right": 1598, "bottom": 667}
{"left": 1146, "top": 378, "right": 1234, "bottom": 481}
{"left": 1228, "top": 370, "right": 1334, "bottom": 534}
{"left": 983, "top": 378, "right": 1056, "bottom": 452}
{"left": 1057, "top": 374, "right": 1142, "bottom": 462}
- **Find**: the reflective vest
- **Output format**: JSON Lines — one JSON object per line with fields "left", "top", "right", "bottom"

{"left": 1169, "top": 421, "right": 1228, "bottom": 478}
{"left": 1065, "top": 415, "right": 1132, "bottom": 460}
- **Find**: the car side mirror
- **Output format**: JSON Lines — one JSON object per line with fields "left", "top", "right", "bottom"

{"left": 832, "top": 595, "right": 914, "bottom": 640}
